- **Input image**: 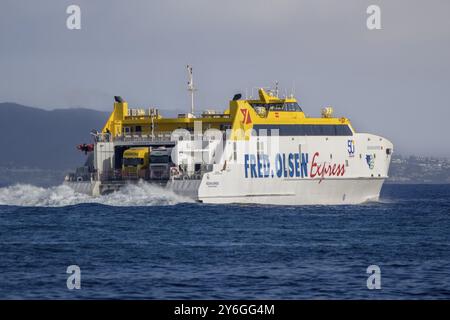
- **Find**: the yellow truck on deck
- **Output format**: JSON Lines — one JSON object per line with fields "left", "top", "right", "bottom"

{"left": 122, "top": 147, "right": 150, "bottom": 179}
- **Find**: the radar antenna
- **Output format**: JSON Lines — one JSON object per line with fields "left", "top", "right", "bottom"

{"left": 186, "top": 65, "right": 197, "bottom": 115}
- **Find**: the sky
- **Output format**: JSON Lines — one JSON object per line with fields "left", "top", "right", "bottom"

{"left": 1, "top": 0, "right": 449, "bottom": 156}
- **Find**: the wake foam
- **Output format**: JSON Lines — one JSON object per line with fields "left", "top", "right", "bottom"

{"left": 0, "top": 181, "right": 193, "bottom": 207}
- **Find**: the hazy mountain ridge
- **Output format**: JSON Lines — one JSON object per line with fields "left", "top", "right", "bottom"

{"left": 0, "top": 102, "right": 108, "bottom": 170}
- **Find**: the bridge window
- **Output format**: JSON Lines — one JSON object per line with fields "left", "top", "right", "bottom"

{"left": 284, "top": 102, "right": 302, "bottom": 111}
{"left": 269, "top": 103, "right": 284, "bottom": 111}
{"left": 250, "top": 102, "right": 303, "bottom": 112}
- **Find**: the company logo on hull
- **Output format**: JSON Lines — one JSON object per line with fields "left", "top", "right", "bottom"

{"left": 244, "top": 151, "right": 345, "bottom": 181}
{"left": 366, "top": 154, "right": 375, "bottom": 170}
{"left": 240, "top": 109, "right": 252, "bottom": 124}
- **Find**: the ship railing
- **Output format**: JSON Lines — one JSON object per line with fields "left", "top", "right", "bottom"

{"left": 98, "top": 169, "right": 150, "bottom": 182}
{"left": 115, "top": 132, "right": 175, "bottom": 142}
{"left": 171, "top": 174, "right": 203, "bottom": 181}
{"left": 94, "top": 133, "right": 112, "bottom": 143}
{"left": 93, "top": 131, "right": 229, "bottom": 143}
{"left": 93, "top": 132, "right": 176, "bottom": 143}
{"left": 169, "top": 164, "right": 214, "bottom": 181}
{"left": 65, "top": 172, "right": 96, "bottom": 182}
{"left": 97, "top": 166, "right": 212, "bottom": 182}
{"left": 98, "top": 170, "right": 124, "bottom": 182}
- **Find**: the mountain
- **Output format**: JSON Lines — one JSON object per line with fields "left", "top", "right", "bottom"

{"left": 0, "top": 103, "right": 108, "bottom": 170}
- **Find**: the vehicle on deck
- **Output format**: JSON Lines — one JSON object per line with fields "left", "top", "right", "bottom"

{"left": 122, "top": 147, "right": 149, "bottom": 179}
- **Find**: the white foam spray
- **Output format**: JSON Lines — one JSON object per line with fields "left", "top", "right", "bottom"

{"left": 0, "top": 181, "right": 193, "bottom": 207}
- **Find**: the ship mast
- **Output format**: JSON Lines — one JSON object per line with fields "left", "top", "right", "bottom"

{"left": 187, "top": 65, "right": 197, "bottom": 115}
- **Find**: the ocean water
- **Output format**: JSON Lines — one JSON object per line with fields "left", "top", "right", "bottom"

{"left": 0, "top": 183, "right": 449, "bottom": 299}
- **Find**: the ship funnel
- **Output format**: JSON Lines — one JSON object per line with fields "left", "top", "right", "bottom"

{"left": 114, "top": 96, "right": 124, "bottom": 103}
{"left": 232, "top": 93, "right": 242, "bottom": 101}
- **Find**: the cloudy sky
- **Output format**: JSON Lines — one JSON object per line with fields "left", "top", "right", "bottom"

{"left": 1, "top": 0, "right": 449, "bottom": 156}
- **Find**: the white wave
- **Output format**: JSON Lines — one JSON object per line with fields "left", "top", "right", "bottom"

{"left": 0, "top": 181, "right": 193, "bottom": 207}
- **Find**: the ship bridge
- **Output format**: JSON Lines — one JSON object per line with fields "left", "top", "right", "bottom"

{"left": 99, "top": 88, "right": 355, "bottom": 144}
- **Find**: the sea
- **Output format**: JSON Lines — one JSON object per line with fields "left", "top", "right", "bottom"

{"left": 0, "top": 182, "right": 449, "bottom": 299}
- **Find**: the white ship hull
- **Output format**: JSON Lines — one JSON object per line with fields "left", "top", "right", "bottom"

{"left": 192, "top": 133, "right": 391, "bottom": 205}
{"left": 66, "top": 132, "right": 393, "bottom": 205}
{"left": 194, "top": 178, "right": 384, "bottom": 205}
{"left": 65, "top": 176, "right": 384, "bottom": 205}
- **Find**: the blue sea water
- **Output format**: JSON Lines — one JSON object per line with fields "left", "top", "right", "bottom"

{"left": 0, "top": 183, "right": 449, "bottom": 299}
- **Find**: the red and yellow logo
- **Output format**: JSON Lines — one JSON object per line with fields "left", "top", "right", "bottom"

{"left": 240, "top": 109, "right": 252, "bottom": 124}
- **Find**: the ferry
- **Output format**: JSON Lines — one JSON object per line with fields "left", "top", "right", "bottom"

{"left": 64, "top": 67, "right": 393, "bottom": 205}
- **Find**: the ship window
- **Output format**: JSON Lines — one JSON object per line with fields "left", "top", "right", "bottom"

{"left": 269, "top": 103, "right": 284, "bottom": 111}
{"left": 335, "top": 125, "right": 353, "bottom": 135}
{"left": 123, "top": 158, "right": 144, "bottom": 166}
{"left": 284, "top": 102, "right": 303, "bottom": 112}
{"left": 253, "top": 124, "right": 353, "bottom": 136}
{"left": 150, "top": 155, "right": 170, "bottom": 163}
{"left": 233, "top": 142, "right": 237, "bottom": 161}
{"left": 249, "top": 102, "right": 303, "bottom": 112}
{"left": 135, "top": 126, "right": 142, "bottom": 132}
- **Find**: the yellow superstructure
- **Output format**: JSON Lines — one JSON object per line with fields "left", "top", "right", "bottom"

{"left": 101, "top": 89, "right": 355, "bottom": 140}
